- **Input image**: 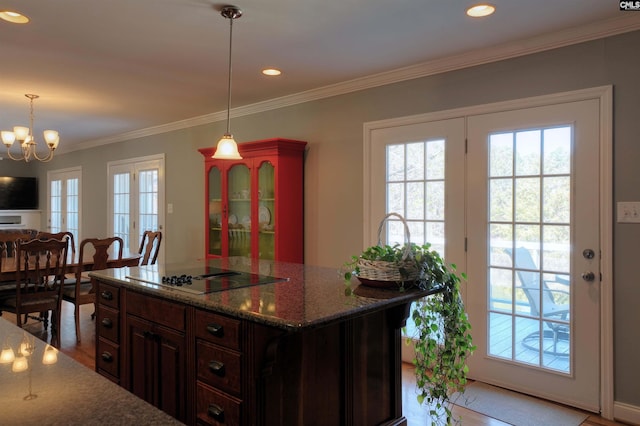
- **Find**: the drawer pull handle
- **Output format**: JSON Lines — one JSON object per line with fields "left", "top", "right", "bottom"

{"left": 101, "top": 318, "right": 113, "bottom": 328}
{"left": 206, "top": 323, "right": 223, "bottom": 337}
{"left": 207, "top": 403, "right": 225, "bottom": 422}
{"left": 208, "top": 360, "right": 226, "bottom": 377}
{"left": 100, "top": 291, "right": 113, "bottom": 301}
{"left": 101, "top": 352, "right": 113, "bottom": 363}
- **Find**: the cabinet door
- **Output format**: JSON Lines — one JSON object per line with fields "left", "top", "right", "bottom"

{"left": 207, "top": 165, "right": 223, "bottom": 257}
{"left": 257, "top": 161, "right": 275, "bottom": 260}
{"left": 226, "top": 163, "right": 252, "bottom": 257}
{"left": 127, "top": 315, "right": 187, "bottom": 422}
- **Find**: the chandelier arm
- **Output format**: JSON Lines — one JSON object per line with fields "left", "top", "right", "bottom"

{"left": 30, "top": 147, "right": 54, "bottom": 162}
{"left": 4, "top": 146, "right": 27, "bottom": 162}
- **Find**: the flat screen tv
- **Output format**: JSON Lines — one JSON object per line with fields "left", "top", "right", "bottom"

{"left": 0, "top": 177, "right": 38, "bottom": 210}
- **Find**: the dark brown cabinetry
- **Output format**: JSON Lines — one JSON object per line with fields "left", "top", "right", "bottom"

{"left": 95, "top": 284, "right": 192, "bottom": 424}
{"left": 127, "top": 315, "right": 186, "bottom": 421}
{"left": 194, "top": 310, "right": 244, "bottom": 426}
{"left": 125, "top": 291, "right": 189, "bottom": 423}
{"left": 96, "top": 282, "right": 121, "bottom": 383}
{"left": 94, "top": 267, "right": 418, "bottom": 426}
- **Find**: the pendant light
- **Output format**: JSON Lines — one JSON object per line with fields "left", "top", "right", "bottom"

{"left": 212, "top": 5, "right": 243, "bottom": 160}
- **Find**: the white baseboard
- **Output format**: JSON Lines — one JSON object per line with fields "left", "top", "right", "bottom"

{"left": 614, "top": 401, "right": 640, "bottom": 425}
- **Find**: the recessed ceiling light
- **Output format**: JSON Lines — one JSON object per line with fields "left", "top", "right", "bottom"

{"left": 466, "top": 4, "right": 495, "bottom": 18}
{"left": 0, "top": 10, "right": 30, "bottom": 24}
{"left": 262, "top": 68, "right": 282, "bottom": 76}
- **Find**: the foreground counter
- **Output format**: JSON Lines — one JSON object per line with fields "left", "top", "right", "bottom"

{"left": 0, "top": 318, "right": 182, "bottom": 426}
{"left": 89, "top": 257, "right": 437, "bottom": 426}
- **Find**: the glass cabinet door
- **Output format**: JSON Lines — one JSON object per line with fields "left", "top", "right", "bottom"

{"left": 258, "top": 161, "right": 275, "bottom": 259}
{"left": 228, "top": 164, "right": 251, "bottom": 257}
{"left": 208, "top": 166, "right": 222, "bottom": 257}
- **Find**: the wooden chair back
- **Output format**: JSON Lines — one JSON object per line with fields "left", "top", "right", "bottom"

{"left": 12, "top": 238, "right": 68, "bottom": 346}
{"left": 138, "top": 230, "right": 162, "bottom": 266}
{"left": 78, "top": 237, "right": 124, "bottom": 273}
{"left": 62, "top": 236, "right": 123, "bottom": 343}
{"left": 0, "top": 231, "right": 34, "bottom": 258}
{"left": 36, "top": 231, "right": 77, "bottom": 260}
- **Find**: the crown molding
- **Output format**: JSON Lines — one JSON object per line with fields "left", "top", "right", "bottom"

{"left": 68, "top": 14, "right": 640, "bottom": 153}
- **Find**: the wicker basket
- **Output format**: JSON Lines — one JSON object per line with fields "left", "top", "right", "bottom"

{"left": 356, "top": 213, "right": 418, "bottom": 287}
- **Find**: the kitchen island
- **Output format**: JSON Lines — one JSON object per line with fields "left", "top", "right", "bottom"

{"left": 90, "top": 257, "right": 438, "bottom": 426}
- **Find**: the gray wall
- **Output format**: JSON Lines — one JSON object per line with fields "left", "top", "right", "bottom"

{"left": 0, "top": 158, "right": 37, "bottom": 175}
{"left": 24, "top": 30, "right": 640, "bottom": 410}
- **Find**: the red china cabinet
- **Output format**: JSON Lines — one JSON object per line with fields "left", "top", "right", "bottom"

{"left": 199, "top": 138, "right": 306, "bottom": 263}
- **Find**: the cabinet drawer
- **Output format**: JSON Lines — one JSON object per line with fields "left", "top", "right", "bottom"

{"left": 126, "top": 290, "right": 186, "bottom": 331}
{"left": 98, "top": 282, "right": 120, "bottom": 309}
{"left": 96, "top": 338, "right": 119, "bottom": 378}
{"left": 197, "top": 341, "right": 241, "bottom": 396}
{"left": 196, "top": 382, "right": 241, "bottom": 426}
{"left": 195, "top": 310, "right": 241, "bottom": 351}
{"left": 96, "top": 305, "right": 119, "bottom": 342}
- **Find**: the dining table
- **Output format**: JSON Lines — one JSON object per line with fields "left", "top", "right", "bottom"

{"left": 0, "top": 249, "right": 141, "bottom": 283}
{"left": 0, "top": 247, "right": 142, "bottom": 330}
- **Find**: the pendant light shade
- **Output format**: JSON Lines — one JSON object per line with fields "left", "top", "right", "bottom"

{"left": 214, "top": 133, "right": 242, "bottom": 159}
{"left": 212, "top": 5, "right": 243, "bottom": 160}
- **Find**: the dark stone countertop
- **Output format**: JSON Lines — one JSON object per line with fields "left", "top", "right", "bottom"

{"left": 0, "top": 318, "right": 183, "bottom": 426}
{"left": 89, "top": 257, "right": 438, "bottom": 331}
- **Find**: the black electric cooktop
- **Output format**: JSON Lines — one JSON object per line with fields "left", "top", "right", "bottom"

{"left": 126, "top": 265, "right": 288, "bottom": 295}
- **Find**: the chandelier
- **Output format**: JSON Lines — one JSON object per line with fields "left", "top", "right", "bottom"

{"left": 212, "top": 5, "right": 243, "bottom": 160}
{"left": 1, "top": 94, "right": 60, "bottom": 162}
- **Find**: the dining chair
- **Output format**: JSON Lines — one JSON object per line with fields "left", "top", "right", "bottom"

{"left": 36, "top": 230, "right": 84, "bottom": 281}
{"left": 0, "top": 231, "right": 34, "bottom": 258}
{"left": 0, "top": 232, "right": 47, "bottom": 326}
{"left": 36, "top": 230, "right": 77, "bottom": 259}
{"left": 138, "top": 230, "right": 162, "bottom": 266}
{"left": 62, "top": 236, "right": 124, "bottom": 343}
{"left": 0, "top": 238, "right": 69, "bottom": 348}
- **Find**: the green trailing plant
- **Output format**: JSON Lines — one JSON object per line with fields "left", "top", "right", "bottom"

{"left": 343, "top": 242, "right": 475, "bottom": 425}
{"left": 411, "top": 248, "right": 474, "bottom": 425}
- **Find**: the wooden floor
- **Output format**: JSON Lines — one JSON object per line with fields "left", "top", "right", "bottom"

{"left": 2, "top": 304, "right": 629, "bottom": 426}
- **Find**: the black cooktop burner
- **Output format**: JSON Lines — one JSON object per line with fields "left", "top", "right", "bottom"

{"left": 126, "top": 266, "right": 287, "bottom": 295}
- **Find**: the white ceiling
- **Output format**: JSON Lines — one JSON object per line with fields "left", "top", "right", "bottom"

{"left": 1, "top": 1, "right": 638, "bottom": 155}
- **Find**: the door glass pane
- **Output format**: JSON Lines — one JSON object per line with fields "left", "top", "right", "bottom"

{"left": 113, "top": 172, "right": 131, "bottom": 248}
{"left": 228, "top": 164, "right": 251, "bottom": 257}
{"left": 487, "top": 125, "right": 572, "bottom": 374}
{"left": 50, "top": 180, "right": 62, "bottom": 232}
{"left": 66, "top": 178, "right": 80, "bottom": 242}
{"left": 386, "top": 138, "right": 446, "bottom": 337}
{"left": 138, "top": 169, "right": 159, "bottom": 236}
{"left": 208, "top": 166, "right": 222, "bottom": 257}
{"left": 258, "top": 161, "right": 275, "bottom": 260}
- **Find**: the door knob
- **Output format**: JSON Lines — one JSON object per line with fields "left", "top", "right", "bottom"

{"left": 581, "top": 271, "right": 595, "bottom": 282}
{"left": 583, "top": 249, "right": 595, "bottom": 259}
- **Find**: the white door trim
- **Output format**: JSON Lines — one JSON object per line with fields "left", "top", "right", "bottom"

{"left": 363, "top": 85, "right": 613, "bottom": 418}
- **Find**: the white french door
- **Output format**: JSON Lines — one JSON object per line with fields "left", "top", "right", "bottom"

{"left": 466, "top": 99, "right": 601, "bottom": 411}
{"left": 108, "top": 155, "right": 165, "bottom": 263}
{"left": 366, "top": 118, "right": 466, "bottom": 363}
{"left": 365, "top": 88, "right": 610, "bottom": 413}
{"left": 47, "top": 167, "right": 81, "bottom": 242}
